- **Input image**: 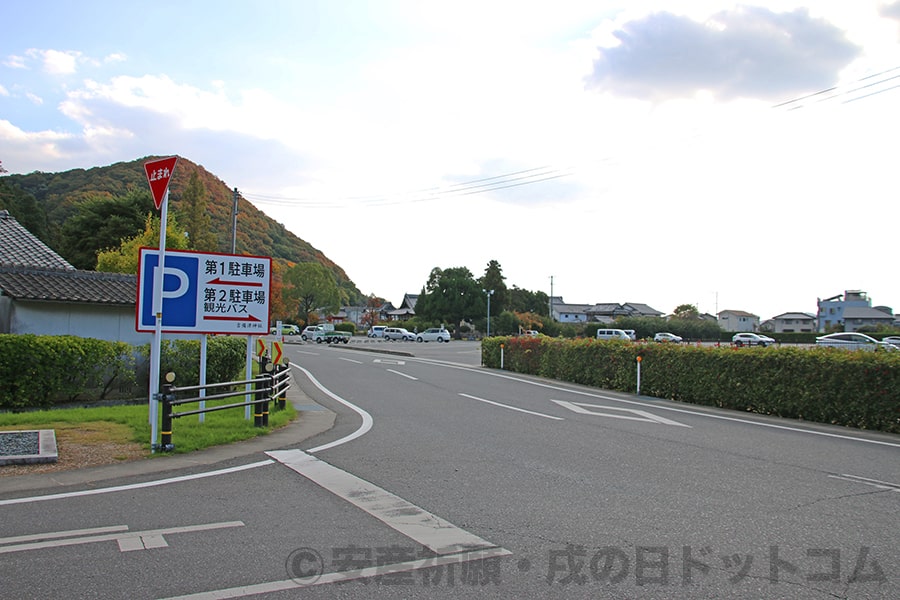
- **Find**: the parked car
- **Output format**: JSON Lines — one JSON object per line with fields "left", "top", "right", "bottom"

{"left": 270, "top": 324, "right": 300, "bottom": 336}
{"left": 654, "top": 332, "right": 683, "bottom": 343}
{"left": 522, "top": 330, "right": 540, "bottom": 337}
{"left": 623, "top": 329, "right": 636, "bottom": 340}
{"left": 384, "top": 327, "right": 416, "bottom": 341}
{"left": 732, "top": 332, "right": 775, "bottom": 347}
{"left": 816, "top": 332, "right": 898, "bottom": 351}
{"left": 881, "top": 335, "right": 900, "bottom": 347}
{"left": 367, "top": 326, "right": 386, "bottom": 338}
{"left": 596, "top": 328, "right": 631, "bottom": 341}
{"left": 416, "top": 327, "right": 451, "bottom": 343}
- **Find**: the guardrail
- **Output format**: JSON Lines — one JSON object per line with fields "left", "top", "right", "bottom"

{"left": 156, "top": 359, "right": 291, "bottom": 452}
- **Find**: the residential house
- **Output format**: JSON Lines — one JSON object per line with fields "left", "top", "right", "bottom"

{"left": 718, "top": 310, "right": 760, "bottom": 332}
{"left": 551, "top": 302, "right": 592, "bottom": 323}
{"left": 817, "top": 290, "right": 887, "bottom": 332}
{"left": 769, "top": 312, "right": 817, "bottom": 333}
{"left": 0, "top": 210, "right": 148, "bottom": 345}
{"left": 583, "top": 302, "right": 664, "bottom": 323}
{"left": 841, "top": 307, "right": 895, "bottom": 332}
{"left": 387, "top": 293, "right": 418, "bottom": 321}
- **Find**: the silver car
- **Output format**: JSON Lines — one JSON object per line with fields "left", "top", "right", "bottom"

{"left": 732, "top": 332, "right": 775, "bottom": 347}
{"left": 416, "top": 327, "right": 451, "bottom": 343}
{"left": 816, "top": 332, "right": 898, "bottom": 351}
{"left": 384, "top": 327, "right": 416, "bottom": 341}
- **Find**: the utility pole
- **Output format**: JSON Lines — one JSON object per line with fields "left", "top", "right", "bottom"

{"left": 231, "top": 187, "right": 239, "bottom": 253}
{"left": 549, "top": 275, "right": 554, "bottom": 321}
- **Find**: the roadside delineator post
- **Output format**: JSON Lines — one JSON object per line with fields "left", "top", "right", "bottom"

{"left": 160, "top": 372, "right": 176, "bottom": 451}
{"left": 636, "top": 355, "right": 642, "bottom": 396}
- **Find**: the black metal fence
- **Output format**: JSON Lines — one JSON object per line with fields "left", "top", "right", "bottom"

{"left": 157, "top": 359, "right": 291, "bottom": 451}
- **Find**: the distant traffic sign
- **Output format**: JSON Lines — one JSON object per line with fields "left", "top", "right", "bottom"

{"left": 144, "top": 156, "right": 178, "bottom": 210}
{"left": 136, "top": 248, "right": 271, "bottom": 335}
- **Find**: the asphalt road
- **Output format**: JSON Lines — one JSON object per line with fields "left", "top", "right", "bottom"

{"left": 1, "top": 339, "right": 897, "bottom": 599}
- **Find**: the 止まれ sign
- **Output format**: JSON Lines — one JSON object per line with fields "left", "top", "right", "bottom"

{"left": 137, "top": 248, "right": 271, "bottom": 335}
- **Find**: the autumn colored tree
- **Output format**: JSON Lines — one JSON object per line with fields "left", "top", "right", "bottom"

{"left": 95, "top": 213, "right": 189, "bottom": 273}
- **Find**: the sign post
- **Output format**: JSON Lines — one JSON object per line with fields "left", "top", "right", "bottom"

{"left": 144, "top": 156, "right": 178, "bottom": 451}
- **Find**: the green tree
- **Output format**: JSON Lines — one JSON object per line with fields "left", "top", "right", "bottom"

{"left": 507, "top": 285, "right": 550, "bottom": 316}
{"left": 282, "top": 262, "right": 342, "bottom": 325}
{"left": 96, "top": 214, "right": 189, "bottom": 273}
{"left": 57, "top": 189, "right": 155, "bottom": 269}
{"left": 415, "top": 266, "right": 484, "bottom": 338}
{"left": 478, "top": 259, "right": 508, "bottom": 318}
{"left": 0, "top": 179, "right": 49, "bottom": 239}
{"left": 673, "top": 303, "right": 700, "bottom": 320}
{"left": 180, "top": 172, "right": 218, "bottom": 251}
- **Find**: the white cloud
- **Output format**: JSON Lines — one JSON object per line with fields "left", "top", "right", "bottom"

{"left": 0, "top": 84, "right": 8, "bottom": 96}
{"left": 28, "top": 49, "right": 82, "bottom": 75}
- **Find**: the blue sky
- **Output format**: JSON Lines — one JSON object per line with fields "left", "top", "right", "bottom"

{"left": 3, "top": 1, "right": 900, "bottom": 320}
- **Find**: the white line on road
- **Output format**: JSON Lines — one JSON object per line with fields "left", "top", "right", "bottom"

{"left": 0, "top": 525, "right": 129, "bottom": 545}
{"left": 458, "top": 393, "right": 564, "bottom": 421}
{"left": 0, "top": 460, "right": 273, "bottom": 507}
{"left": 160, "top": 546, "right": 512, "bottom": 599}
{"left": 267, "top": 449, "right": 502, "bottom": 555}
{"left": 409, "top": 358, "right": 900, "bottom": 448}
{"left": 551, "top": 399, "right": 691, "bottom": 427}
{"left": 0, "top": 521, "right": 244, "bottom": 554}
{"left": 387, "top": 368, "right": 418, "bottom": 380}
{"left": 291, "top": 364, "right": 373, "bottom": 454}
{"left": 829, "top": 473, "right": 900, "bottom": 492}
{"left": 338, "top": 357, "right": 362, "bottom": 364}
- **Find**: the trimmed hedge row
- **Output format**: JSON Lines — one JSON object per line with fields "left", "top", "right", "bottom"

{"left": 482, "top": 336, "right": 900, "bottom": 433}
{"left": 0, "top": 335, "right": 247, "bottom": 411}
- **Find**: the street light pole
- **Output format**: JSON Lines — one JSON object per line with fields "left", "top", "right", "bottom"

{"left": 483, "top": 289, "right": 494, "bottom": 336}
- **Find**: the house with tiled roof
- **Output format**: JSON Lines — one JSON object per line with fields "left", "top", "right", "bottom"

{"left": 0, "top": 210, "right": 148, "bottom": 344}
{"left": 717, "top": 310, "right": 760, "bottom": 332}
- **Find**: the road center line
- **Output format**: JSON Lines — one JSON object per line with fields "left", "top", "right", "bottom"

{"left": 458, "top": 393, "right": 564, "bottom": 421}
{"left": 267, "top": 449, "right": 501, "bottom": 555}
{"left": 386, "top": 368, "right": 418, "bottom": 380}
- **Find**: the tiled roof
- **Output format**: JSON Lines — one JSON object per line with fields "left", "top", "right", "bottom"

{"left": 0, "top": 210, "right": 75, "bottom": 270}
{"left": 0, "top": 266, "right": 137, "bottom": 305}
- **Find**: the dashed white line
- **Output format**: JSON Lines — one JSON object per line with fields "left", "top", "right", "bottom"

{"left": 458, "top": 393, "right": 564, "bottom": 421}
{"left": 387, "top": 368, "right": 418, "bottom": 380}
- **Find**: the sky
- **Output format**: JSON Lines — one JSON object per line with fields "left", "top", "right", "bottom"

{"left": 2, "top": 1, "right": 899, "bottom": 320}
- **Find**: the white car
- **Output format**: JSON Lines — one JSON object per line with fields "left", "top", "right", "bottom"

{"left": 383, "top": 327, "right": 416, "bottom": 341}
{"left": 732, "top": 332, "right": 775, "bottom": 347}
{"left": 816, "top": 332, "right": 898, "bottom": 351}
{"left": 881, "top": 335, "right": 900, "bottom": 347}
{"left": 654, "top": 332, "right": 683, "bottom": 343}
{"left": 367, "top": 326, "right": 386, "bottom": 338}
{"left": 416, "top": 328, "right": 451, "bottom": 343}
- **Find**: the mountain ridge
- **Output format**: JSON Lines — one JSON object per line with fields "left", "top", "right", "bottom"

{"left": 1, "top": 156, "right": 364, "bottom": 304}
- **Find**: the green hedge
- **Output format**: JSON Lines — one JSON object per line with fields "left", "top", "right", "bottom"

{"left": 0, "top": 335, "right": 136, "bottom": 410}
{"left": 0, "top": 335, "right": 248, "bottom": 411}
{"left": 482, "top": 336, "right": 900, "bottom": 433}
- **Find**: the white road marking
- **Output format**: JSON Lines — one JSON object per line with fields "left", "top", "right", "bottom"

{"left": 829, "top": 473, "right": 900, "bottom": 492}
{"left": 551, "top": 399, "right": 691, "bottom": 427}
{"left": 0, "top": 521, "right": 244, "bottom": 554}
{"left": 373, "top": 359, "right": 406, "bottom": 365}
{"left": 0, "top": 525, "right": 129, "bottom": 545}
{"left": 292, "top": 364, "right": 373, "bottom": 454}
{"left": 458, "top": 393, "right": 564, "bottom": 421}
{"left": 0, "top": 460, "right": 273, "bottom": 507}
{"left": 160, "top": 546, "right": 512, "bottom": 599}
{"left": 338, "top": 357, "right": 362, "bottom": 364}
{"left": 267, "top": 449, "right": 502, "bottom": 555}
{"left": 409, "top": 358, "right": 900, "bottom": 448}
{"left": 387, "top": 368, "right": 418, "bottom": 380}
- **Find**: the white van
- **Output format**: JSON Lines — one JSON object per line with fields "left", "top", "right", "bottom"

{"left": 367, "top": 326, "right": 386, "bottom": 338}
{"left": 596, "top": 328, "right": 632, "bottom": 341}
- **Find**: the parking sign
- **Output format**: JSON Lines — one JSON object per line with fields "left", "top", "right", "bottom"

{"left": 137, "top": 248, "right": 271, "bottom": 335}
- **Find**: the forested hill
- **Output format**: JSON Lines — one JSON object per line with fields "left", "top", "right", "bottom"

{"left": 1, "top": 156, "right": 362, "bottom": 303}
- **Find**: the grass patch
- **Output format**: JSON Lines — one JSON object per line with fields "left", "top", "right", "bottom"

{"left": 0, "top": 396, "right": 297, "bottom": 455}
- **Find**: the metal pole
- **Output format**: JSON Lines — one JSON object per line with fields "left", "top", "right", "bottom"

{"left": 231, "top": 187, "right": 239, "bottom": 253}
{"left": 149, "top": 189, "right": 170, "bottom": 452}
{"left": 636, "top": 356, "right": 642, "bottom": 395}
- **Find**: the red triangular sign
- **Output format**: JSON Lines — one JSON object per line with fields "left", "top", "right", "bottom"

{"left": 144, "top": 156, "right": 178, "bottom": 210}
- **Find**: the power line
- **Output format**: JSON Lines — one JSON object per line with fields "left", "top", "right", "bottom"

{"left": 242, "top": 164, "right": 576, "bottom": 209}
{"left": 773, "top": 64, "right": 900, "bottom": 109}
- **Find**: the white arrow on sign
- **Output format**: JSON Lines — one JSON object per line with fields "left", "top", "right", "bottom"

{"left": 551, "top": 400, "right": 691, "bottom": 428}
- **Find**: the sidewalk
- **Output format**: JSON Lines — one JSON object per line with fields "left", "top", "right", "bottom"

{"left": 0, "top": 375, "right": 335, "bottom": 495}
